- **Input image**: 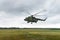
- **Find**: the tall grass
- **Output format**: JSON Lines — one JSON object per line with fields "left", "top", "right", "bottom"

{"left": 0, "top": 29, "right": 60, "bottom": 40}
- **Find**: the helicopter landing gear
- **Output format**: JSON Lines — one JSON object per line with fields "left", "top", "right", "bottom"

{"left": 31, "top": 22, "right": 33, "bottom": 24}
{"left": 35, "top": 21, "right": 38, "bottom": 23}
{"left": 27, "top": 21, "right": 29, "bottom": 23}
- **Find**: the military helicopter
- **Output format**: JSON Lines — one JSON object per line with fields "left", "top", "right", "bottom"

{"left": 24, "top": 10, "right": 47, "bottom": 24}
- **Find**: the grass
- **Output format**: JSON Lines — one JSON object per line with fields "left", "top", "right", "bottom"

{"left": 0, "top": 29, "right": 60, "bottom": 40}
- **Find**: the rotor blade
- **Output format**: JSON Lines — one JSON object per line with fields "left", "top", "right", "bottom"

{"left": 33, "top": 10, "right": 47, "bottom": 16}
{"left": 34, "top": 15, "right": 47, "bottom": 19}
{"left": 26, "top": 11, "right": 31, "bottom": 15}
{"left": 25, "top": 7, "right": 33, "bottom": 15}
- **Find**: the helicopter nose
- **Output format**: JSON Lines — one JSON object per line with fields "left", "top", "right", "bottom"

{"left": 24, "top": 19, "right": 26, "bottom": 21}
{"left": 24, "top": 18, "right": 26, "bottom": 21}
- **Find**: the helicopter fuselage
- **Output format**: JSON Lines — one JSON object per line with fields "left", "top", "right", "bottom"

{"left": 24, "top": 10, "right": 47, "bottom": 24}
{"left": 24, "top": 16, "right": 38, "bottom": 24}
{"left": 24, "top": 15, "right": 47, "bottom": 24}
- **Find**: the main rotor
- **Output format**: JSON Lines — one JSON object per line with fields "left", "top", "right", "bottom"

{"left": 26, "top": 10, "right": 47, "bottom": 16}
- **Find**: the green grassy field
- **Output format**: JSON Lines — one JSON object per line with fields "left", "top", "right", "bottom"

{"left": 0, "top": 29, "right": 60, "bottom": 40}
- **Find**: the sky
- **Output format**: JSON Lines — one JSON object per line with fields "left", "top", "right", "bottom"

{"left": 0, "top": 0, "right": 60, "bottom": 28}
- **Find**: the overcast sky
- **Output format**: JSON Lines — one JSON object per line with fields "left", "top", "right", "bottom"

{"left": 0, "top": 0, "right": 60, "bottom": 28}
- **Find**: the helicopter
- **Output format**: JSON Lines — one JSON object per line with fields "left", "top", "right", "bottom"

{"left": 24, "top": 10, "right": 47, "bottom": 24}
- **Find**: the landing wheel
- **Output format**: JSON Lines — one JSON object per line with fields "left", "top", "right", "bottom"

{"left": 27, "top": 21, "right": 29, "bottom": 23}
{"left": 35, "top": 22, "right": 37, "bottom": 23}
{"left": 31, "top": 22, "right": 33, "bottom": 24}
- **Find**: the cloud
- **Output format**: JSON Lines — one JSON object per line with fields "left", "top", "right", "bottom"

{"left": 21, "top": 23, "right": 60, "bottom": 28}
{"left": 0, "top": 0, "right": 46, "bottom": 15}
{"left": 0, "top": 16, "right": 25, "bottom": 27}
{"left": 47, "top": 14, "right": 60, "bottom": 24}
{"left": 0, "top": 0, "right": 60, "bottom": 27}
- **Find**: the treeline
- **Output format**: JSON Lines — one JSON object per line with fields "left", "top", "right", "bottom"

{"left": 0, "top": 27, "right": 20, "bottom": 29}
{"left": 49, "top": 28, "right": 60, "bottom": 30}
{"left": 20, "top": 28, "right": 60, "bottom": 30}
{"left": 0, "top": 28, "right": 60, "bottom": 30}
